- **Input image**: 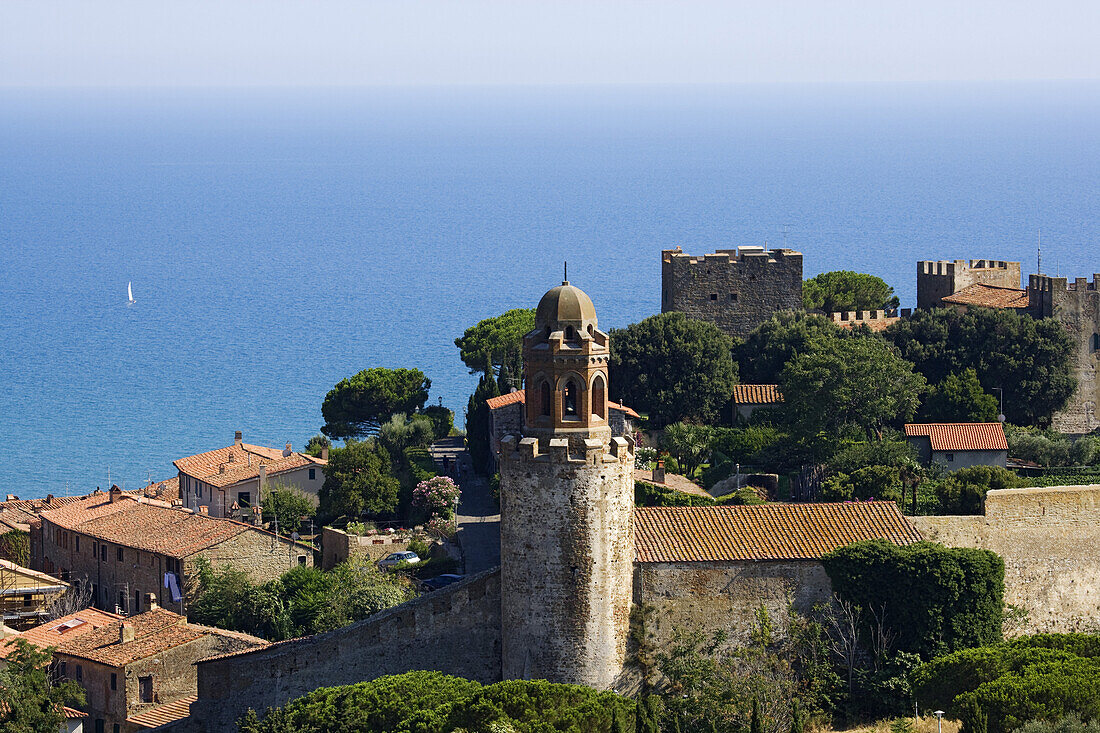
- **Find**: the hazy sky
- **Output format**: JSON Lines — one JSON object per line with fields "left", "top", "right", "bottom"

{"left": 3, "top": 0, "right": 1099, "bottom": 87}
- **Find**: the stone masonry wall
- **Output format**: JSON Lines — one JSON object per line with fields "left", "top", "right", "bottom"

{"left": 186, "top": 527, "right": 312, "bottom": 587}
{"left": 320, "top": 526, "right": 412, "bottom": 569}
{"left": 1030, "top": 274, "right": 1100, "bottom": 434}
{"left": 916, "top": 260, "right": 1022, "bottom": 310}
{"left": 188, "top": 569, "right": 502, "bottom": 732}
{"left": 662, "top": 247, "right": 803, "bottom": 339}
{"left": 636, "top": 561, "right": 833, "bottom": 660}
{"left": 498, "top": 435, "right": 635, "bottom": 690}
{"left": 909, "top": 484, "right": 1100, "bottom": 634}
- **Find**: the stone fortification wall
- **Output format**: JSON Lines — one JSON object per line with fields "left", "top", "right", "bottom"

{"left": 636, "top": 561, "right": 833, "bottom": 653}
{"left": 498, "top": 435, "right": 635, "bottom": 690}
{"left": 916, "top": 259, "right": 1022, "bottom": 310}
{"left": 662, "top": 247, "right": 803, "bottom": 339}
{"left": 188, "top": 569, "right": 502, "bottom": 732}
{"left": 1029, "top": 274, "right": 1100, "bottom": 434}
{"left": 910, "top": 484, "right": 1100, "bottom": 634}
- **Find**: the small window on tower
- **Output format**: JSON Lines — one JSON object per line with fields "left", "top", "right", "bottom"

{"left": 563, "top": 380, "right": 578, "bottom": 417}
{"left": 1093, "top": 333, "right": 1099, "bottom": 351}
{"left": 565, "top": 325, "right": 575, "bottom": 340}
{"left": 730, "top": 293, "right": 738, "bottom": 301}
{"left": 710, "top": 293, "right": 718, "bottom": 301}
{"left": 540, "top": 381, "right": 552, "bottom": 416}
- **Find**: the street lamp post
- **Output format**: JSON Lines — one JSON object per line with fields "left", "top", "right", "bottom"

{"left": 992, "top": 386, "right": 1006, "bottom": 423}
{"left": 934, "top": 710, "right": 945, "bottom": 733}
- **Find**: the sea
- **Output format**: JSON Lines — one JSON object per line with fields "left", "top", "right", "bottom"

{"left": 1, "top": 82, "right": 1098, "bottom": 496}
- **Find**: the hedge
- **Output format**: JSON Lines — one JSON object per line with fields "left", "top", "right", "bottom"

{"left": 822, "top": 540, "right": 1004, "bottom": 659}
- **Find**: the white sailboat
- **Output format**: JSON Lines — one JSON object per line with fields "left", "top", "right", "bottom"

{"left": 127, "top": 281, "right": 135, "bottom": 305}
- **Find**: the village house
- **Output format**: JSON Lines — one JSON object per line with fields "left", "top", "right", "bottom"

{"left": 43, "top": 602, "right": 266, "bottom": 733}
{"left": 0, "top": 558, "right": 68, "bottom": 631}
{"left": 905, "top": 422, "right": 1009, "bottom": 469}
{"left": 32, "top": 487, "right": 313, "bottom": 617}
{"left": 731, "top": 384, "right": 783, "bottom": 424}
{"left": 174, "top": 431, "right": 326, "bottom": 519}
{"left": 1, "top": 607, "right": 122, "bottom": 668}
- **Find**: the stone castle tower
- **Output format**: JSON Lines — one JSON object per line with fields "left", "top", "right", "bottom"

{"left": 497, "top": 278, "right": 635, "bottom": 689}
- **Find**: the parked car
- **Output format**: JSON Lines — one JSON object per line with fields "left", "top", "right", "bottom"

{"left": 420, "top": 574, "right": 465, "bottom": 592}
{"left": 378, "top": 551, "right": 421, "bottom": 569}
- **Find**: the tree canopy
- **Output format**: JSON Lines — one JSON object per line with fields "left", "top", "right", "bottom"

{"left": 918, "top": 368, "right": 999, "bottom": 423}
{"left": 454, "top": 308, "right": 535, "bottom": 384}
{"left": 321, "top": 368, "right": 431, "bottom": 440}
{"left": 802, "top": 270, "right": 900, "bottom": 313}
{"left": 317, "top": 438, "right": 401, "bottom": 520}
{"left": 609, "top": 312, "right": 737, "bottom": 427}
{"left": 779, "top": 335, "right": 925, "bottom": 443}
{"left": 737, "top": 311, "right": 855, "bottom": 385}
{"left": 884, "top": 307, "right": 1074, "bottom": 426}
{"left": 0, "top": 639, "right": 85, "bottom": 732}
{"left": 237, "top": 671, "right": 634, "bottom": 733}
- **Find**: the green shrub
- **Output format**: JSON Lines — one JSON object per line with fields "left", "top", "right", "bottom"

{"left": 237, "top": 671, "right": 634, "bottom": 732}
{"left": 820, "top": 465, "right": 902, "bottom": 502}
{"left": 934, "top": 465, "right": 1024, "bottom": 515}
{"left": 423, "top": 405, "right": 455, "bottom": 441}
{"left": 828, "top": 441, "right": 918, "bottom": 474}
{"left": 1017, "top": 715, "right": 1100, "bottom": 733}
{"left": 823, "top": 540, "right": 1004, "bottom": 659}
{"left": 710, "top": 426, "right": 786, "bottom": 465}
{"left": 404, "top": 446, "right": 438, "bottom": 484}
{"left": 955, "top": 656, "right": 1100, "bottom": 732}
{"left": 0, "top": 530, "right": 30, "bottom": 566}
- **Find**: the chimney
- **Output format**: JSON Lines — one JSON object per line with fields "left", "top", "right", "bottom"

{"left": 219, "top": 463, "right": 226, "bottom": 474}
{"left": 234, "top": 430, "right": 243, "bottom": 446}
{"left": 109, "top": 486, "right": 123, "bottom": 503}
{"left": 227, "top": 450, "right": 235, "bottom": 463}
{"left": 252, "top": 505, "right": 263, "bottom": 527}
{"left": 258, "top": 464, "right": 268, "bottom": 493}
{"left": 283, "top": 442, "right": 292, "bottom": 457}
{"left": 145, "top": 593, "right": 158, "bottom": 611}
{"left": 653, "top": 460, "right": 666, "bottom": 484}
{"left": 4, "top": 494, "right": 16, "bottom": 502}
{"left": 45, "top": 494, "right": 53, "bottom": 503}
{"left": 198, "top": 505, "right": 208, "bottom": 515}
{"left": 321, "top": 446, "right": 329, "bottom": 461}
{"left": 120, "top": 624, "right": 135, "bottom": 644}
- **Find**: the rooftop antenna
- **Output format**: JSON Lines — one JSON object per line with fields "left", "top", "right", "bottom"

{"left": 782, "top": 224, "right": 790, "bottom": 248}
{"left": 1037, "top": 228, "right": 1042, "bottom": 275}
{"left": 563, "top": 261, "right": 568, "bottom": 284}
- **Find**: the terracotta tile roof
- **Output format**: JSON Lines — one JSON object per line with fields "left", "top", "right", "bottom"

{"left": 0, "top": 608, "right": 123, "bottom": 659}
{"left": 127, "top": 695, "right": 197, "bottom": 729}
{"left": 904, "top": 423, "right": 1009, "bottom": 452}
{"left": 942, "top": 283, "right": 1030, "bottom": 309}
{"left": 0, "top": 495, "right": 88, "bottom": 532}
{"left": 633, "top": 502, "right": 922, "bottom": 562}
{"left": 63, "top": 707, "right": 87, "bottom": 719}
{"left": 39, "top": 494, "right": 252, "bottom": 558}
{"left": 55, "top": 608, "right": 208, "bottom": 666}
{"left": 174, "top": 443, "right": 326, "bottom": 489}
{"left": 732, "top": 384, "right": 783, "bottom": 405}
{"left": 485, "top": 388, "right": 640, "bottom": 418}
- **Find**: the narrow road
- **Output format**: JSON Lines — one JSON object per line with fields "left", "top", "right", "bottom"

{"left": 429, "top": 438, "right": 501, "bottom": 575}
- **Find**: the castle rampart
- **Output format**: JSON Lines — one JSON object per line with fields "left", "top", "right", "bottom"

{"left": 662, "top": 246, "right": 803, "bottom": 339}
{"left": 1028, "top": 274, "right": 1100, "bottom": 434}
{"left": 916, "top": 259, "right": 1021, "bottom": 309}
{"left": 910, "top": 484, "right": 1100, "bottom": 634}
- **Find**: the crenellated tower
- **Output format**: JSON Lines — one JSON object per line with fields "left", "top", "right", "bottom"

{"left": 498, "top": 278, "right": 635, "bottom": 689}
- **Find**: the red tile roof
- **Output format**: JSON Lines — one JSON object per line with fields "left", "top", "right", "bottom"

{"left": 174, "top": 443, "right": 325, "bottom": 489}
{"left": 38, "top": 493, "right": 293, "bottom": 558}
{"left": 904, "top": 423, "right": 1008, "bottom": 452}
{"left": 53, "top": 608, "right": 206, "bottom": 666}
{"left": 486, "top": 389, "right": 640, "bottom": 418}
{"left": 942, "top": 283, "right": 1029, "bottom": 309}
{"left": 732, "top": 384, "right": 783, "bottom": 405}
{"left": 0, "top": 608, "right": 123, "bottom": 659}
{"left": 127, "top": 696, "right": 197, "bottom": 730}
{"left": 634, "top": 502, "right": 922, "bottom": 562}
{"left": 0, "top": 495, "right": 89, "bottom": 532}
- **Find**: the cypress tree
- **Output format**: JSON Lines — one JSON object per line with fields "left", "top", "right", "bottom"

{"left": 751, "top": 697, "right": 764, "bottom": 733}
{"left": 465, "top": 372, "right": 500, "bottom": 475}
{"left": 612, "top": 706, "right": 628, "bottom": 733}
{"left": 789, "top": 699, "right": 805, "bottom": 733}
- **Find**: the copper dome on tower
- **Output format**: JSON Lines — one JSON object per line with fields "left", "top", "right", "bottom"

{"left": 535, "top": 281, "right": 598, "bottom": 330}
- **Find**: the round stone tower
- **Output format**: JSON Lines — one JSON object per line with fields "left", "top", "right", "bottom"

{"left": 498, "top": 278, "right": 635, "bottom": 689}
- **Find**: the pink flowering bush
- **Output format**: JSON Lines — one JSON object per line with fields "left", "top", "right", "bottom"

{"left": 413, "top": 476, "right": 461, "bottom": 519}
{"left": 426, "top": 516, "right": 456, "bottom": 538}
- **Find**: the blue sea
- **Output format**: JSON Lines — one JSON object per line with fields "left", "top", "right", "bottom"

{"left": 1, "top": 83, "right": 1098, "bottom": 496}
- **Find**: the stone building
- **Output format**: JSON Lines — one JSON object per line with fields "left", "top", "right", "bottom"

{"left": 661, "top": 246, "right": 803, "bottom": 339}
{"left": 731, "top": 384, "right": 783, "bottom": 424}
{"left": 916, "top": 259, "right": 1022, "bottom": 310}
{"left": 182, "top": 279, "right": 927, "bottom": 731}
{"left": 904, "top": 422, "right": 1009, "bottom": 470}
{"left": 33, "top": 487, "right": 312, "bottom": 617}
{"left": 174, "top": 432, "right": 327, "bottom": 519}
{"left": 1028, "top": 274, "right": 1100, "bottom": 434}
{"left": 48, "top": 603, "right": 266, "bottom": 733}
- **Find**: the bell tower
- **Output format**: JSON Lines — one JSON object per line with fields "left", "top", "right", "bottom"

{"left": 498, "top": 276, "right": 635, "bottom": 690}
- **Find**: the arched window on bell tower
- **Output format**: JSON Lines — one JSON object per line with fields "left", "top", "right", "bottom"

{"left": 563, "top": 379, "right": 578, "bottom": 417}
{"left": 592, "top": 374, "right": 606, "bottom": 420}
{"left": 540, "top": 380, "right": 552, "bottom": 416}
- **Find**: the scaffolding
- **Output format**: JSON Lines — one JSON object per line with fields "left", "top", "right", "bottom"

{"left": 0, "top": 559, "right": 68, "bottom": 631}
